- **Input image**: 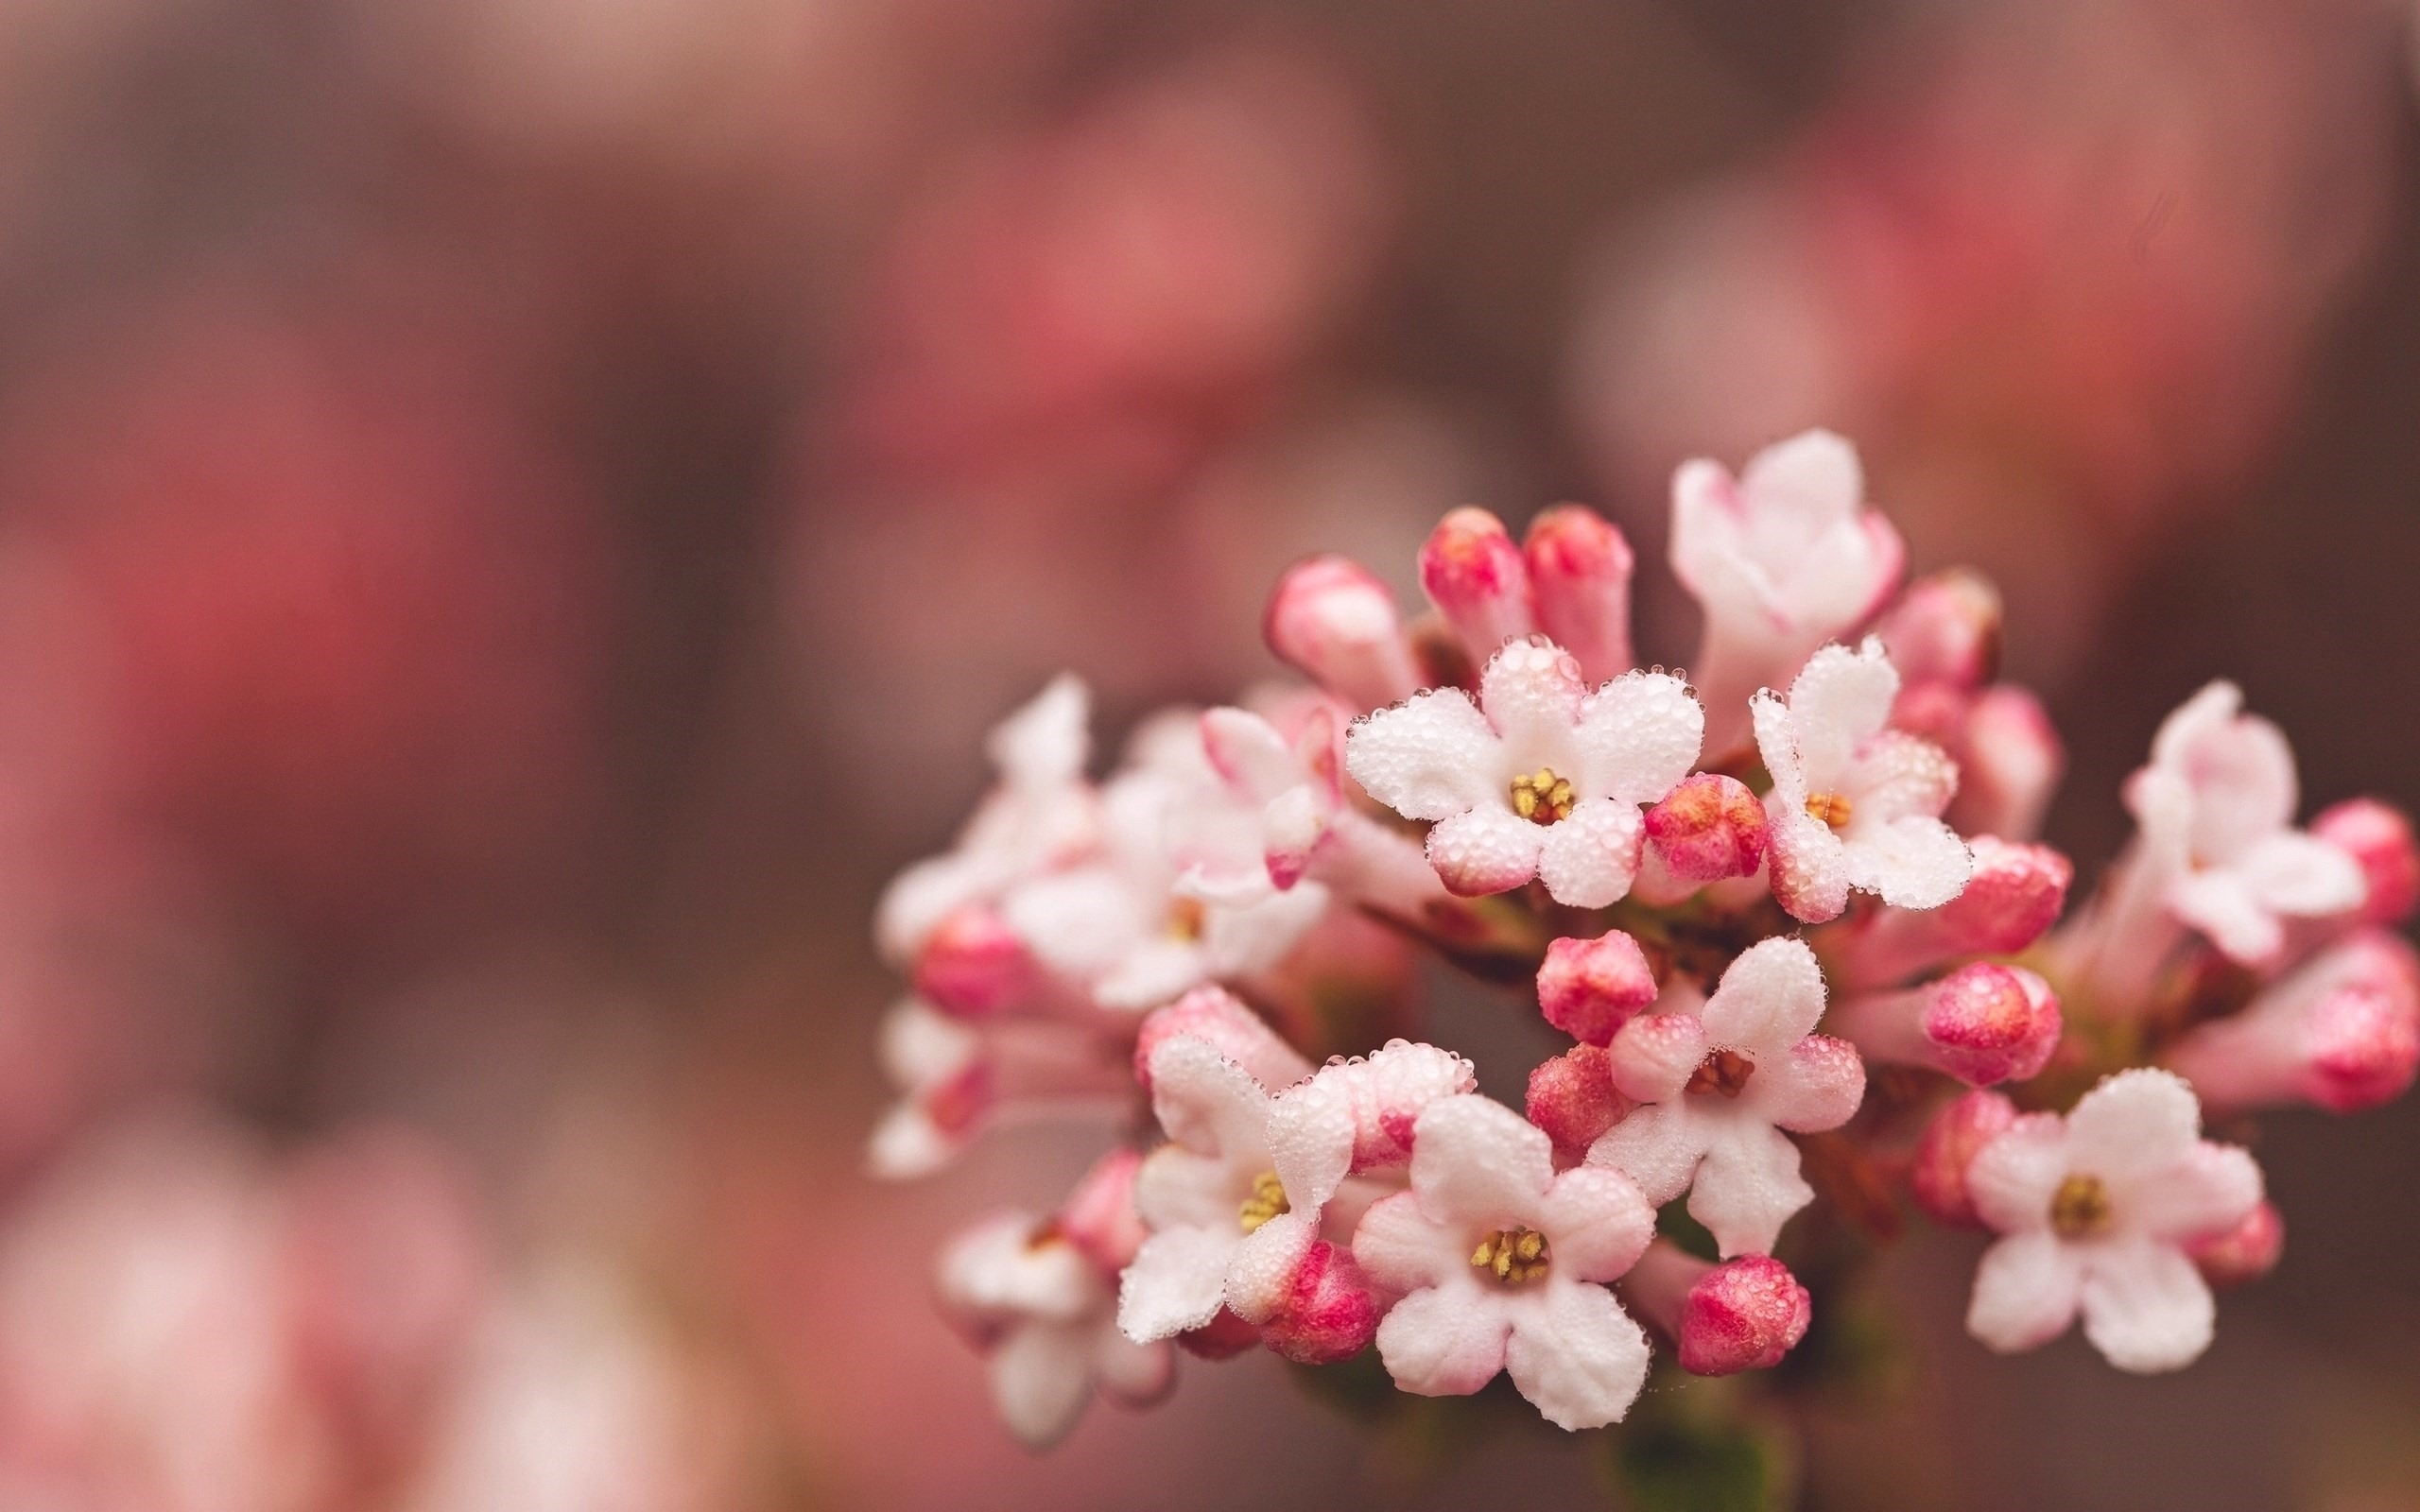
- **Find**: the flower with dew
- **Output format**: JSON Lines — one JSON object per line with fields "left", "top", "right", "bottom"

{"left": 1588, "top": 938, "right": 1865, "bottom": 1257}
{"left": 1344, "top": 638, "right": 1702, "bottom": 907}
{"left": 1351, "top": 1094, "right": 1657, "bottom": 1429}
{"left": 1195, "top": 703, "right": 1441, "bottom": 917}
{"left": 1753, "top": 638, "right": 1974, "bottom": 924}
{"left": 1963, "top": 1069, "right": 2262, "bottom": 1373}
{"left": 1670, "top": 429, "right": 1904, "bottom": 755}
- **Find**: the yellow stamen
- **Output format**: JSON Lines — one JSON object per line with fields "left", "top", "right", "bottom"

{"left": 1805, "top": 791, "right": 1854, "bottom": 830}
{"left": 1165, "top": 896, "right": 1207, "bottom": 942}
{"left": 1685, "top": 1048, "right": 1756, "bottom": 1098}
{"left": 1510, "top": 768, "right": 1577, "bottom": 826}
{"left": 2050, "top": 1174, "right": 2113, "bottom": 1239}
{"left": 1237, "top": 1171, "right": 1289, "bottom": 1233}
{"left": 1470, "top": 1227, "right": 1552, "bottom": 1284}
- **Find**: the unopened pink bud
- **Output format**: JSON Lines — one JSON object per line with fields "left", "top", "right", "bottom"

{"left": 1418, "top": 507, "right": 1534, "bottom": 664}
{"left": 1909, "top": 1089, "right": 2018, "bottom": 1228}
{"left": 912, "top": 904, "right": 1037, "bottom": 1020}
{"left": 1536, "top": 930, "right": 1660, "bottom": 1045}
{"left": 1877, "top": 569, "right": 2001, "bottom": 691}
{"left": 1945, "top": 686, "right": 2065, "bottom": 842}
{"left": 1526, "top": 1043, "right": 1629, "bottom": 1160}
{"left": 1523, "top": 505, "right": 1634, "bottom": 683}
{"left": 1831, "top": 837, "right": 2072, "bottom": 989}
{"left": 1134, "top": 987, "right": 1307, "bottom": 1095}
{"left": 1679, "top": 1255, "right": 1812, "bottom": 1375}
{"left": 1055, "top": 1148, "right": 1148, "bottom": 1272}
{"left": 1265, "top": 556, "right": 1422, "bottom": 713}
{"left": 2312, "top": 798, "right": 2419, "bottom": 928}
{"left": 2186, "top": 1200, "right": 2285, "bottom": 1289}
{"left": 2166, "top": 933, "right": 2420, "bottom": 1114}
{"left": 1642, "top": 773, "right": 1768, "bottom": 885}
{"left": 1258, "top": 1240, "right": 1381, "bottom": 1365}
{"left": 1832, "top": 963, "right": 2062, "bottom": 1087}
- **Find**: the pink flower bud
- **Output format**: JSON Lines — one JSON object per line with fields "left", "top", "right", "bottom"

{"left": 2186, "top": 1200, "right": 2284, "bottom": 1288}
{"left": 1522, "top": 505, "right": 1634, "bottom": 683}
{"left": 1056, "top": 1148, "right": 1148, "bottom": 1272}
{"left": 1832, "top": 964, "right": 2062, "bottom": 1087}
{"left": 1257, "top": 1239, "right": 1380, "bottom": 1365}
{"left": 2312, "top": 798, "right": 2418, "bottom": 928}
{"left": 1536, "top": 930, "right": 1660, "bottom": 1045}
{"left": 1526, "top": 1043, "right": 1629, "bottom": 1160}
{"left": 1264, "top": 555, "right": 1422, "bottom": 713}
{"left": 1642, "top": 772, "right": 1768, "bottom": 886}
{"left": 1133, "top": 987, "right": 1310, "bottom": 1096}
{"left": 1945, "top": 686, "right": 2065, "bottom": 843}
{"left": 1830, "top": 837, "right": 2072, "bottom": 990}
{"left": 1418, "top": 507, "right": 1534, "bottom": 664}
{"left": 1877, "top": 569, "right": 2001, "bottom": 691}
{"left": 1177, "top": 1308, "right": 1262, "bottom": 1360}
{"left": 1679, "top": 1255, "right": 1813, "bottom": 1376}
{"left": 1909, "top": 1089, "right": 2018, "bottom": 1228}
{"left": 912, "top": 904, "right": 1037, "bottom": 1020}
{"left": 2164, "top": 932, "right": 2420, "bottom": 1114}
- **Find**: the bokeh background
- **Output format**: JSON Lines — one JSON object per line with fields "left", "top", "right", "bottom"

{"left": 0, "top": 0, "right": 2415, "bottom": 1507}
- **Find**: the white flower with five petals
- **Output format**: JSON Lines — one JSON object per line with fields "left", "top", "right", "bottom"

{"left": 1343, "top": 639, "right": 1703, "bottom": 907}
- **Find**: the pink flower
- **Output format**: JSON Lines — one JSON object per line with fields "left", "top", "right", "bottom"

{"left": 1670, "top": 430, "right": 1905, "bottom": 754}
{"left": 1525, "top": 506, "right": 1637, "bottom": 685}
{"left": 2310, "top": 797, "right": 2420, "bottom": 929}
{"left": 1526, "top": 1044, "right": 1630, "bottom": 1162}
{"left": 2162, "top": 931, "right": 2420, "bottom": 1114}
{"left": 1420, "top": 508, "right": 1536, "bottom": 667}
{"left": 1344, "top": 639, "right": 1702, "bottom": 906}
{"left": 1753, "top": 638, "right": 1973, "bottom": 923}
{"left": 1196, "top": 704, "right": 1440, "bottom": 915}
{"left": 1637, "top": 773, "right": 1769, "bottom": 901}
{"left": 1351, "top": 1095, "right": 1656, "bottom": 1429}
{"left": 2186, "top": 1201, "right": 2285, "bottom": 1289}
{"left": 1963, "top": 1069, "right": 2262, "bottom": 1373}
{"left": 2125, "top": 681, "right": 2366, "bottom": 967}
{"left": 1829, "top": 962, "right": 2063, "bottom": 1088}
{"left": 1534, "top": 930, "right": 1661, "bottom": 1046}
{"left": 1620, "top": 1243, "right": 1812, "bottom": 1376}
{"left": 1909, "top": 1090, "right": 2019, "bottom": 1229}
{"left": 866, "top": 998, "right": 1132, "bottom": 1179}
{"left": 874, "top": 676, "right": 1099, "bottom": 967}
{"left": 1587, "top": 938, "right": 1866, "bottom": 1257}
{"left": 936, "top": 1154, "right": 1174, "bottom": 1449}
{"left": 1263, "top": 556, "right": 1423, "bottom": 714}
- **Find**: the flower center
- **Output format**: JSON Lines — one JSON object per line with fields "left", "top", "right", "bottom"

{"left": 1471, "top": 1227, "right": 1551, "bottom": 1284}
{"left": 2050, "top": 1174, "right": 2112, "bottom": 1239}
{"left": 1510, "top": 768, "right": 1576, "bottom": 826}
{"left": 1804, "top": 791, "right": 1854, "bottom": 830}
{"left": 1686, "top": 1048, "right": 1756, "bottom": 1098}
{"left": 1237, "top": 1171, "right": 1289, "bottom": 1233}
{"left": 1024, "top": 1220, "right": 1066, "bottom": 1252}
{"left": 1164, "top": 896, "right": 1207, "bottom": 942}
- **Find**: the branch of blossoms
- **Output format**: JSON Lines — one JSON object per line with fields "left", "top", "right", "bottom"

{"left": 861, "top": 428, "right": 2414, "bottom": 1458}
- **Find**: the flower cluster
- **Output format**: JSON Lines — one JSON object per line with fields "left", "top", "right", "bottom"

{"left": 868, "top": 429, "right": 2416, "bottom": 1447}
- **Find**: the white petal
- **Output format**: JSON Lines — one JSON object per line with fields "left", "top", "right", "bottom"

{"left": 1133, "top": 1145, "right": 1247, "bottom": 1231}
{"left": 1477, "top": 639, "right": 1588, "bottom": 751}
{"left": 987, "top": 674, "right": 1091, "bottom": 788}
{"left": 1966, "top": 1230, "right": 2083, "bottom": 1354}
{"left": 1198, "top": 883, "right": 1328, "bottom": 981}
{"left": 2238, "top": 832, "right": 2368, "bottom": 919}
{"left": 1964, "top": 1113, "right": 2069, "bottom": 1233}
{"left": 1750, "top": 690, "right": 1806, "bottom": 802}
{"left": 1092, "top": 1329, "right": 1176, "bottom": 1407}
{"left": 1409, "top": 1095, "right": 1558, "bottom": 1228}
{"left": 1095, "top": 937, "right": 1211, "bottom": 1012}
{"left": 1784, "top": 640, "right": 1898, "bottom": 782}
{"left": 2165, "top": 868, "right": 2281, "bottom": 965}
{"left": 1586, "top": 1101, "right": 1705, "bottom": 1207}
{"left": 1740, "top": 428, "right": 1863, "bottom": 534}
{"left": 1224, "top": 1210, "right": 1318, "bottom": 1324}
{"left": 1374, "top": 1280, "right": 1511, "bottom": 1397}
{"left": 1531, "top": 1166, "right": 1655, "bottom": 1281}
{"left": 1426, "top": 804, "right": 1545, "bottom": 897}
{"left": 2066, "top": 1069, "right": 2204, "bottom": 1184}
{"left": 1002, "top": 868, "right": 1150, "bottom": 980}
{"left": 1536, "top": 799, "right": 1644, "bottom": 908}
{"left": 2123, "top": 1143, "right": 2262, "bottom": 1246}
{"left": 2078, "top": 1239, "right": 2216, "bottom": 1373}
{"left": 1572, "top": 671, "right": 1703, "bottom": 805}
{"left": 1116, "top": 1226, "right": 1239, "bottom": 1342}
{"left": 1344, "top": 690, "right": 1500, "bottom": 821}
{"left": 867, "top": 1103, "right": 958, "bottom": 1179}
{"left": 989, "top": 1323, "right": 1097, "bottom": 1449}
{"left": 1701, "top": 936, "right": 1828, "bottom": 1053}
{"left": 1687, "top": 1120, "right": 1814, "bottom": 1258}
{"left": 1847, "top": 730, "right": 1958, "bottom": 823}
{"left": 1351, "top": 1190, "right": 1470, "bottom": 1295}
{"left": 1199, "top": 707, "right": 1299, "bottom": 802}
{"left": 1844, "top": 816, "right": 1973, "bottom": 911}
{"left": 1504, "top": 1280, "right": 1651, "bottom": 1430}
{"left": 1605, "top": 1012, "right": 1708, "bottom": 1105}
{"left": 1766, "top": 802, "right": 1852, "bottom": 923}
{"left": 1144, "top": 1037, "right": 1274, "bottom": 1160}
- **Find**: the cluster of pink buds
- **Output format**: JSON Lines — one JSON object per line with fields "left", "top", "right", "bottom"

{"left": 869, "top": 429, "right": 2416, "bottom": 1448}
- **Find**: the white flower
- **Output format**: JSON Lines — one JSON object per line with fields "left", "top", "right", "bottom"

{"left": 1343, "top": 638, "right": 1702, "bottom": 907}
{"left": 1351, "top": 1095, "right": 1656, "bottom": 1430}
{"left": 2125, "top": 680, "right": 2366, "bottom": 966}
{"left": 1587, "top": 938, "right": 1866, "bottom": 1257}
{"left": 1670, "top": 430, "right": 1904, "bottom": 753}
{"left": 1753, "top": 638, "right": 1973, "bottom": 923}
{"left": 1197, "top": 702, "right": 1442, "bottom": 916}
{"left": 1963, "top": 1069, "right": 2261, "bottom": 1374}
{"left": 873, "top": 675, "right": 1099, "bottom": 966}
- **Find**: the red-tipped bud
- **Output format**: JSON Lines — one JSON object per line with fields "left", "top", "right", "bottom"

{"left": 1830, "top": 837, "right": 2072, "bottom": 990}
{"left": 1832, "top": 964, "right": 2062, "bottom": 1087}
{"left": 2165, "top": 932, "right": 2420, "bottom": 1114}
{"left": 1910, "top": 1089, "right": 2018, "bottom": 1228}
{"left": 1945, "top": 686, "right": 2065, "bottom": 843}
{"left": 1877, "top": 569, "right": 2002, "bottom": 691}
{"left": 1536, "top": 930, "right": 1660, "bottom": 1045}
{"left": 912, "top": 904, "right": 1038, "bottom": 1019}
{"left": 1679, "top": 1255, "right": 1812, "bottom": 1375}
{"left": 1523, "top": 505, "right": 1635, "bottom": 683}
{"left": 1134, "top": 987, "right": 1305, "bottom": 1094}
{"left": 1526, "top": 1043, "right": 1629, "bottom": 1160}
{"left": 1056, "top": 1148, "right": 1148, "bottom": 1271}
{"left": 1265, "top": 555, "right": 1422, "bottom": 713}
{"left": 1418, "top": 507, "right": 1534, "bottom": 664}
{"left": 2312, "top": 798, "right": 2419, "bottom": 928}
{"left": 1258, "top": 1240, "right": 1381, "bottom": 1365}
{"left": 1642, "top": 773, "right": 1768, "bottom": 885}
{"left": 1177, "top": 1307, "right": 1263, "bottom": 1360}
{"left": 2186, "top": 1200, "right": 2285, "bottom": 1288}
